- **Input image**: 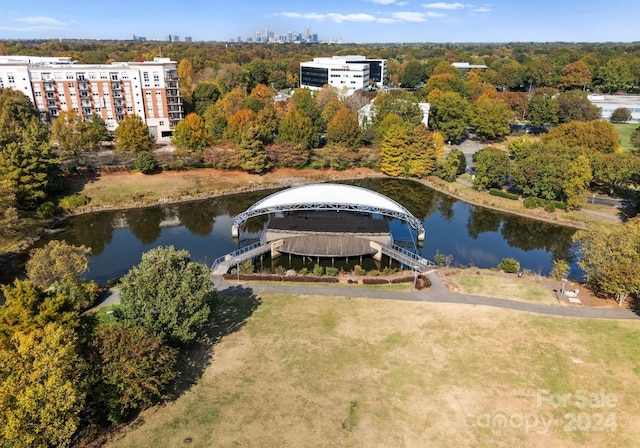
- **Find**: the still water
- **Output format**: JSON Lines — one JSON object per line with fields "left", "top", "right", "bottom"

{"left": 0, "top": 178, "right": 580, "bottom": 286}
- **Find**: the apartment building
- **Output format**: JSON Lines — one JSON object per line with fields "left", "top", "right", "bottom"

{"left": 300, "top": 55, "right": 387, "bottom": 96}
{"left": 0, "top": 56, "right": 184, "bottom": 142}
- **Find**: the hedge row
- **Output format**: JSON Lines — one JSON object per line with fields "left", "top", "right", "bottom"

{"left": 222, "top": 273, "right": 339, "bottom": 283}
{"left": 489, "top": 189, "right": 520, "bottom": 200}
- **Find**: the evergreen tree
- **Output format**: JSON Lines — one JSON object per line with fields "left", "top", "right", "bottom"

{"left": 380, "top": 123, "right": 411, "bottom": 177}
{"left": 240, "top": 125, "right": 269, "bottom": 174}
{"left": 405, "top": 124, "right": 438, "bottom": 178}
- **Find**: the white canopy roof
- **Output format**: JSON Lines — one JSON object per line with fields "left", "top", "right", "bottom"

{"left": 232, "top": 183, "right": 424, "bottom": 233}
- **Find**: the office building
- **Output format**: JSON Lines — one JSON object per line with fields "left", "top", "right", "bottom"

{"left": 0, "top": 56, "right": 184, "bottom": 142}
{"left": 299, "top": 55, "right": 387, "bottom": 95}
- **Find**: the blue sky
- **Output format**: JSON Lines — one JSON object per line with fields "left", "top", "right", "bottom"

{"left": 0, "top": 0, "right": 638, "bottom": 43}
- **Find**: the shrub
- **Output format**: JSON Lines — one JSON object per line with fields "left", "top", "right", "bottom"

{"left": 610, "top": 107, "right": 632, "bottom": 123}
{"left": 550, "top": 259, "right": 570, "bottom": 281}
{"left": 490, "top": 189, "right": 519, "bottom": 200}
{"left": 523, "top": 197, "right": 538, "bottom": 209}
{"left": 353, "top": 265, "right": 364, "bottom": 276}
{"left": 133, "top": 151, "right": 157, "bottom": 174}
{"left": 59, "top": 194, "right": 90, "bottom": 210}
{"left": 313, "top": 264, "right": 324, "bottom": 276}
{"left": 362, "top": 278, "right": 389, "bottom": 285}
{"left": 390, "top": 276, "right": 414, "bottom": 284}
{"left": 416, "top": 275, "right": 432, "bottom": 290}
{"left": 544, "top": 203, "right": 556, "bottom": 213}
{"left": 433, "top": 250, "right": 446, "bottom": 266}
{"left": 498, "top": 257, "right": 520, "bottom": 274}
{"left": 299, "top": 267, "right": 309, "bottom": 275}
{"left": 551, "top": 200, "right": 566, "bottom": 210}
{"left": 367, "top": 269, "right": 381, "bottom": 277}
{"left": 37, "top": 201, "right": 58, "bottom": 219}
{"left": 325, "top": 266, "right": 339, "bottom": 276}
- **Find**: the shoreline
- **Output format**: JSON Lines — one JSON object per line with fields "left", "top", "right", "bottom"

{"left": 1, "top": 167, "right": 617, "bottom": 270}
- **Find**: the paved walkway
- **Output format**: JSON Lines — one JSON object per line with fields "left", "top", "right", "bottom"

{"left": 211, "top": 271, "right": 639, "bottom": 320}
{"left": 93, "top": 273, "right": 638, "bottom": 320}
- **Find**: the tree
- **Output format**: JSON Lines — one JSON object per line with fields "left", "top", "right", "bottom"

{"left": 240, "top": 125, "right": 269, "bottom": 174}
{"left": 427, "top": 89, "right": 468, "bottom": 142}
{"left": 133, "top": 151, "right": 157, "bottom": 174}
{"left": 562, "top": 154, "right": 592, "bottom": 209}
{"left": 0, "top": 88, "right": 41, "bottom": 149}
{"left": 50, "top": 110, "right": 92, "bottom": 161}
{"left": 542, "top": 120, "right": 620, "bottom": 153}
{"left": 422, "top": 73, "right": 466, "bottom": 97}
{"left": 559, "top": 60, "right": 591, "bottom": 90}
{"left": 631, "top": 126, "right": 640, "bottom": 154}
{"left": 114, "top": 114, "right": 154, "bottom": 152}
{"left": 326, "top": 107, "right": 362, "bottom": 149}
{"left": 574, "top": 217, "right": 640, "bottom": 305}
{"left": 192, "top": 82, "right": 221, "bottom": 116}
{"left": 472, "top": 147, "right": 512, "bottom": 190}
{"left": 0, "top": 117, "right": 59, "bottom": 209}
{"left": 371, "top": 92, "right": 424, "bottom": 130}
{"left": 556, "top": 92, "right": 601, "bottom": 123}
{"left": 380, "top": 123, "right": 411, "bottom": 177}
{"left": 277, "top": 108, "right": 318, "bottom": 150}
{"left": 398, "top": 60, "right": 424, "bottom": 88}
{"left": 467, "top": 94, "right": 511, "bottom": 140}
{"left": 26, "top": 240, "right": 91, "bottom": 288}
{"left": 223, "top": 108, "right": 256, "bottom": 143}
{"left": 405, "top": 124, "right": 440, "bottom": 178}
{"left": 596, "top": 58, "right": 634, "bottom": 93}
{"left": 0, "top": 324, "right": 85, "bottom": 448}
{"left": 610, "top": 107, "right": 632, "bottom": 123}
{"left": 0, "top": 179, "right": 19, "bottom": 237}
{"left": 172, "top": 113, "right": 213, "bottom": 152}
{"left": 527, "top": 91, "right": 558, "bottom": 126}
{"left": 438, "top": 149, "right": 465, "bottom": 182}
{"left": 119, "top": 246, "right": 216, "bottom": 344}
{"left": 91, "top": 323, "right": 177, "bottom": 423}
{"left": 87, "top": 114, "right": 111, "bottom": 146}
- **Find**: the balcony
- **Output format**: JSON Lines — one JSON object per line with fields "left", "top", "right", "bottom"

{"left": 166, "top": 89, "right": 179, "bottom": 97}
{"left": 114, "top": 99, "right": 124, "bottom": 106}
{"left": 81, "top": 100, "right": 92, "bottom": 107}
{"left": 111, "top": 83, "right": 122, "bottom": 90}
{"left": 166, "top": 81, "right": 178, "bottom": 88}
{"left": 44, "top": 83, "right": 56, "bottom": 91}
{"left": 46, "top": 101, "right": 58, "bottom": 108}
{"left": 113, "top": 92, "right": 123, "bottom": 98}
{"left": 78, "top": 82, "right": 89, "bottom": 90}
{"left": 165, "top": 74, "right": 178, "bottom": 81}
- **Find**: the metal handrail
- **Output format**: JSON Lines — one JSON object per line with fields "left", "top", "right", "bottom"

{"left": 211, "top": 241, "right": 263, "bottom": 271}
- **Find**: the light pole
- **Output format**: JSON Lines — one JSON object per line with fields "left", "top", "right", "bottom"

{"left": 413, "top": 266, "right": 419, "bottom": 291}
{"left": 561, "top": 278, "right": 568, "bottom": 296}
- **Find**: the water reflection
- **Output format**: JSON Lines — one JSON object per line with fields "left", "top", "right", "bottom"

{"left": 0, "top": 178, "right": 581, "bottom": 287}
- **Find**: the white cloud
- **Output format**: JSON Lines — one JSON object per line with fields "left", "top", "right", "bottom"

{"left": 470, "top": 4, "right": 491, "bottom": 13}
{"left": 377, "top": 17, "right": 399, "bottom": 23}
{"left": 425, "top": 11, "right": 446, "bottom": 17}
{"left": 422, "top": 2, "right": 465, "bottom": 9}
{"left": 391, "top": 11, "right": 428, "bottom": 22}
{"left": 278, "top": 12, "right": 377, "bottom": 23}
{"left": 397, "top": 1, "right": 409, "bottom": 5}
{"left": 279, "top": 12, "right": 327, "bottom": 21}
{"left": 14, "top": 16, "right": 68, "bottom": 26}
{"left": 327, "top": 13, "right": 377, "bottom": 23}
{"left": 0, "top": 16, "right": 73, "bottom": 32}
{"left": 369, "top": 0, "right": 397, "bottom": 4}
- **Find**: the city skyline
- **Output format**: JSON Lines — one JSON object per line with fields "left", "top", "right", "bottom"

{"left": 0, "top": 0, "right": 639, "bottom": 43}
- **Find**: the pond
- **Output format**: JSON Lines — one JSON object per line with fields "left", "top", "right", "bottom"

{"left": 0, "top": 177, "right": 581, "bottom": 287}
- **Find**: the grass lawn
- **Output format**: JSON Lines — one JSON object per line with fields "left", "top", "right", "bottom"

{"left": 108, "top": 294, "right": 640, "bottom": 448}
{"left": 613, "top": 123, "right": 638, "bottom": 152}
{"left": 447, "top": 272, "right": 558, "bottom": 304}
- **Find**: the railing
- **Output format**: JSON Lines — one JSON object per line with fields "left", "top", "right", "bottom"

{"left": 211, "top": 235, "right": 268, "bottom": 272}
{"left": 381, "top": 244, "right": 435, "bottom": 272}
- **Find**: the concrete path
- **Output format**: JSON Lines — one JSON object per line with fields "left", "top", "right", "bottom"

{"left": 94, "top": 273, "right": 638, "bottom": 320}
{"left": 212, "top": 271, "right": 639, "bottom": 320}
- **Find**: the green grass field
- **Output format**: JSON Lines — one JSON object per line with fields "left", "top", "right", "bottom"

{"left": 614, "top": 123, "right": 638, "bottom": 152}
{"left": 108, "top": 294, "right": 640, "bottom": 448}
{"left": 448, "top": 272, "right": 558, "bottom": 304}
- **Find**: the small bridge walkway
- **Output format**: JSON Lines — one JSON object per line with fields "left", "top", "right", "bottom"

{"left": 211, "top": 241, "right": 434, "bottom": 275}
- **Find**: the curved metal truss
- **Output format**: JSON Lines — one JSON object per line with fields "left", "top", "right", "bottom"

{"left": 233, "top": 202, "right": 425, "bottom": 235}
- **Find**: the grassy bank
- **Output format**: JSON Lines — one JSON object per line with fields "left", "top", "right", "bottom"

{"left": 107, "top": 294, "right": 640, "bottom": 448}
{"left": 614, "top": 123, "right": 638, "bottom": 152}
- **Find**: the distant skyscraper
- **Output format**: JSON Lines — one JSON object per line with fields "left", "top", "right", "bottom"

{"left": 305, "top": 26, "right": 310, "bottom": 42}
{"left": 184, "top": 36, "right": 192, "bottom": 42}
{"left": 173, "top": 35, "right": 179, "bottom": 42}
